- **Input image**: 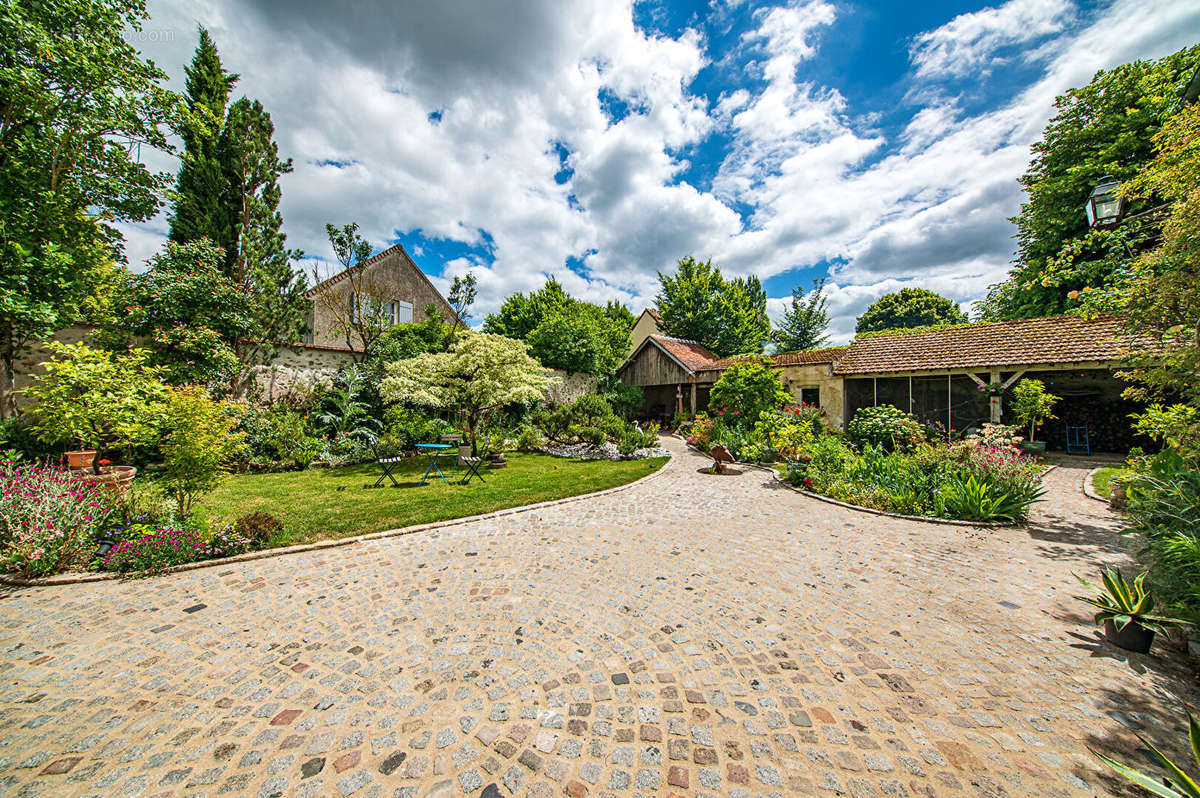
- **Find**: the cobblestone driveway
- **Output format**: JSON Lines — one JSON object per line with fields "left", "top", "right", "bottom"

{"left": 0, "top": 438, "right": 1195, "bottom": 798}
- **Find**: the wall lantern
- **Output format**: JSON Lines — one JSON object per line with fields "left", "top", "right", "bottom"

{"left": 1085, "top": 176, "right": 1124, "bottom": 227}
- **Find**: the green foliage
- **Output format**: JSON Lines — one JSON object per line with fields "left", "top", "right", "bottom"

{"left": 598, "top": 376, "right": 643, "bottom": 420}
{"left": 447, "top": 272, "right": 477, "bottom": 327}
{"left": 855, "top": 288, "right": 967, "bottom": 334}
{"left": 170, "top": 27, "right": 239, "bottom": 245}
{"left": 1134, "top": 404, "right": 1200, "bottom": 467}
{"left": 1010, "top": 378, "right": 1060, "bottom": 442}
{"left": 381, "top": 332, "right": 553, "bottom": 455}
{"left": 23, "top": 343, "right": 168, "bottom": 467}
{"left": 982, "top": 44, "right": 1200, "bottom": 320}
{"left": 533, "top": 394, "right": 655, "bottom": 453}
{"left": 848, "top": 405, "right": 924, "bottom": 451}
{"left": 314, "top": 366, "right": 381, "bottom": 443}
{"left": 485, "top": 279, "right": 632, "bottom": 375}
{"left": 708, "top": 359, "right": 791, "bottom": 426}
{"left": 234, "top": 511, "right": 283, "bottom": 548}
{"left": 1074, "top": 565, "right": 1188, "bottom": 637}
{"left": 1093, "top": 712, "right": 1200, "bottom": 798}
{"left": 655, "top": 256, "right": 770, "bottom": 357}
{"left": 159, "top": 386, "right": 245, "bottom": 520}
{"left": 1124, "top": 450, "right": 1200, "bottom": 617}
{"left": 752, "top": 407, "right": 818, "bottom": 461}
{"left": 381, "top": 405, "right": 455, "bottom": 451}
{"left": 237, "top": 405, "right": 320, "bottom": 468}
{"left": 0, "top": 0, "right": 181, "bottom": 416}
{"left": 105, "top": 239, "right": 255, "bottom": 385}
{"left": 775, "top": 277, "right": 831, "bottom": 352}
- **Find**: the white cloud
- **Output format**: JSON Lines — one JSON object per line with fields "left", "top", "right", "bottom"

{"left": 908, "top": 0, "right": 1074, "bottom": 80}
{"left": 115, "top": 0, "right": 1200, "bottom": 336}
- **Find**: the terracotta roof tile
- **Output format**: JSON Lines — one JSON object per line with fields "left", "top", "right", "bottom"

{"left": 647, "top": 308, "right": 662, "bottom": 322}
{"left": 704, "top": 346, "right": 850, "bottom": 370}
{"left": 833, "top": 315, "right": 1130, "bottom": 375}
{"left": 648, "top": 335, "right": 720, "bottom": 372}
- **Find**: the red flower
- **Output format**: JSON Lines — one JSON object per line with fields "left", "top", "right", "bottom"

{"left": 98, "top": 459, "right": 111, "bottom": 466}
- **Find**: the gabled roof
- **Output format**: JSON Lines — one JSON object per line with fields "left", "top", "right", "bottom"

{"left": 619, "top": 334, "right": 720, "bottom": 376}
{"left": 305, "top": 242, "right": 460, "bottom": 323}
{"left": 832, "top": 315, "right": 1129, "bottom": 375}
{"left": 645, "top": 308, "right": 662, "bottom": 323}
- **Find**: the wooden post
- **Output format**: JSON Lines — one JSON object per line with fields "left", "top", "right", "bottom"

{"left": 989, "top": 369, "right": 1001, "bottom": 424}
{"left": 946, "top": 374, "right": 951, "bottom": 431}
{"left": 676, "top": 384, "right": 683, "bottom": 416}
{"left": 690, "top": 381, "right": 696, "bottom": 414}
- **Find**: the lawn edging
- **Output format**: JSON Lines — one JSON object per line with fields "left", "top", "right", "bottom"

{"left": 0, "top": 454, "right": 672, "bottom": 587}
{"left": 684, "top": 441, "right": 1043, "bottom": 528}
{"left": 1082, "top": 466, "right": 1111, "bottom": 504}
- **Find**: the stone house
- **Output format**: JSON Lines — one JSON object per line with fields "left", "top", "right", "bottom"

{"left": 305, "top": 242, "right": 458, "bottom": 350}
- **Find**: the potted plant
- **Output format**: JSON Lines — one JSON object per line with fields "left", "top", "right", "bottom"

{"left": 1011, "top": 378, "right": 1059, "bottom": 456}
{"left": 65, "top": 446, "right": 98, "bottom": 470}
{"left": 1074, "top": 566, "right": 1187, "bottom": 653}
{"left": 22, "top": 343, "right": 168, "bottom": 491}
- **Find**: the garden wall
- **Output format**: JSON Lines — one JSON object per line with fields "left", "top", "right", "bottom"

{"left": 3, "top": 324, "right": 91, "bottom": 412}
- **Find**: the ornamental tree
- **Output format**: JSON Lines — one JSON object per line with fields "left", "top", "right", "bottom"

{"left": 708, "top": 358, "right": 792, "bottom": 427}
{"left": 0, "top": 0, "right": 181, "bottom": 417}
{"left": 1010, "top": 378, "right": 1060, "bottom": 443}
{"left": 380, "top": 333, "right": 554, "bottom": 455}
{"left": 775, "top": 276, "right": 831, "bottom": 352}
{"left": 105, "top": 239, "right": 255, "bottom": 385}
{"left": 22, "top": 343, "right": 168, "bottom": 472}
{"left": 159, "top": 386, "right": 245, "bottom": 520}
{"left": 855, "top": 288, "right": 967, "bottom": 333}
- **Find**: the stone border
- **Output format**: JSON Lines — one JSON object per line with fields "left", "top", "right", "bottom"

{"left": 1, "top": 453, "right": 673, "bottom": 587}
{"left": 684, "top": 442, "right": 1049, "bottom": 528}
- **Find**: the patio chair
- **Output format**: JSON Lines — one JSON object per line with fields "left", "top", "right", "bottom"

{"left": 459, "top": 435, "right": 488, "bottom": 485}
{"left": 438, "top": 433, "right": 463, "bottom": 472}
{"left": 370, "top": 443, "right": 404, "bottom": 488}
{"left": 1065, "top": 422, "right": 1090, "bottom": 455}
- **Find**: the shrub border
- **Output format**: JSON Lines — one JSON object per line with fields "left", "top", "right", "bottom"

{"left": 1, "top": 453, "right": 673, "bottom": 587}
{"left": 682, "top": 440, "right": 1052, "bottom": 528}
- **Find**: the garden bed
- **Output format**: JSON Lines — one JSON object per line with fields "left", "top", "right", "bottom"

{"left": 2, "top": 452, "right": 669, "bottom": 584}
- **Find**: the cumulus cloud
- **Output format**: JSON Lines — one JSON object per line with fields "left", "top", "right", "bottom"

{"left": 116, "top": 0, "right": 1200, "bottom": 335}
{"left": 908, "top": 0, "right": 1074, "bottom": 80}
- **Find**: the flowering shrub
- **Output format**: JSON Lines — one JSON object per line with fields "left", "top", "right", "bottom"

{"left": 0, "top": 462, "right": 113, "bottom": 577}
{"left": 962, "top": 423, "right": 1023, "bottom": 450}
{"left": 100, "top": 523, "right": 250, "bottom": 575}
{"left": 687, "top": 413, "right": 715, "bottom": 451}
{"left": 847, "top": 405, "right": 925, "bottom": 451}
{"left": 319, "top": 431, "right": 377, "bottom": 465}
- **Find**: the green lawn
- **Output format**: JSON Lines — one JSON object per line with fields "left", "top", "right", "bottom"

{"left": 1091, "top": 466, "right": 1132, "bottom": 498}
{"left": 197, "top": 453, "right": 667, "bottom": 546}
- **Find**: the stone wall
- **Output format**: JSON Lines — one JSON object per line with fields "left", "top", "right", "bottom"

{"left": 776, "top": 364, "right": 845, "bottom": 430}
{"left": 544, "top": 369, "right": 597, "bottom": 406}
{"left": 234, "top": 344, "right": 358, "bottom": 406}
{"left": 3, "top": 325, "right": 91, "bottom": 412}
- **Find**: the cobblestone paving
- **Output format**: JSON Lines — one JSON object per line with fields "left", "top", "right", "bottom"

{"left": 0, "top": 438, "right": 1196, "bottom": 797}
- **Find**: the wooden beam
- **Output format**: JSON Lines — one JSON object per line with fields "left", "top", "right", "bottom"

{"left": 1001, "top": 370, "right": 1026, "bottom": 389}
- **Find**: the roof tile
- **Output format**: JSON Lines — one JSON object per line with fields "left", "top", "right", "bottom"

{"left": 833, "top": 315, "right": 1129, "bottom": 375}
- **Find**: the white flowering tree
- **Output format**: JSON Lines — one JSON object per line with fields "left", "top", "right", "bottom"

{"left": 381, "top": 332, "right": 555, "bottom": 455}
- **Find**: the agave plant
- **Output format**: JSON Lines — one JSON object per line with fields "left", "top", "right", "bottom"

{"left": 1074, "top": 566, "right": 1188, "bottom": 636}
{"left": 1094, "top": 713, "right": 1200, "bottom": 797}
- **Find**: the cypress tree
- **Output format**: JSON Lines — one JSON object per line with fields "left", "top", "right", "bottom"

{"left": 169, "top": 27, "right": 238, "bottom": 244}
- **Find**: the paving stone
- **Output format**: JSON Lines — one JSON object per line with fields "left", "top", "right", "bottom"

{"left": 0, "top": 441, "right": 1182, "bottom": 798}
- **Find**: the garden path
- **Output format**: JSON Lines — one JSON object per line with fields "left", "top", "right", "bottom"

{"left": 0, "top": 437, "right": 1194, "bottom": 797}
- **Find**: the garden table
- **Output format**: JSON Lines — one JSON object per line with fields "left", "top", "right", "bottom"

{"left": 415, "top": 443, "right": 452, "bottom": 486}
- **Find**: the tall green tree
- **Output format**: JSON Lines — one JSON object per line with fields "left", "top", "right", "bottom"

{"left": 981, "top": 44, "right": 1200, "bottom": 320}
{"left": 0, "top": 0, "right": 180, "bottom": 417}
{"left": 484, "top": 279, "right": 633, "bottom": 375}
{"left": 168, "top": 27, "right": 238, "bottom": 245}
{"left": 855, "top": 288, "right": 967, "bottom": 333}
{"left": 218, "top": 98, "right": 309, "bottom": 356}
{"left": 655, "top": 256, "right": 770, "bottom": 357}
{"left": 775, "top": 276, "right": 831, "bottom": 352}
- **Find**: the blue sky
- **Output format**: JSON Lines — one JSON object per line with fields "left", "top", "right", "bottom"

{"left": 124, "top": 0, "right": 1200, "bottom": 341}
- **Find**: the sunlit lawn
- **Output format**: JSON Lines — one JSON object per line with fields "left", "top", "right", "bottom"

{"left": 1091, "top": 466, "right": 1132, "bottom": 498}
{"left": 197, "top": 452, "right": 667, "bottom": 547}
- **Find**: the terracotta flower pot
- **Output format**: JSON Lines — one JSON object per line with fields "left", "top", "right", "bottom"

{"left": 66, "top": 449, "right": 98, "bottom": 470}
{"left": 76, "top": 465, "right": 137, "bottom": 497}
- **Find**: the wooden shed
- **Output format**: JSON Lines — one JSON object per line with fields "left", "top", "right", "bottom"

{"left": 617, "top": 335, "right": 721, "bottom": 422}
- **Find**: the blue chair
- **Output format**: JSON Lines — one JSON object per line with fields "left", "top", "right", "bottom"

{"left": 1065, "top": 423, "right": 1090, "bottom": 455}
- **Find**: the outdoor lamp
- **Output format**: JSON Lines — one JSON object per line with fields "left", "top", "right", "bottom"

{"left": 1085, "top": 176, "right": 1123, "bottom": 227}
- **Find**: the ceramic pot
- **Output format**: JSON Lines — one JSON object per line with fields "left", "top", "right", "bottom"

{"left": 65, "top": 450, "right": 98, "bottom": 470}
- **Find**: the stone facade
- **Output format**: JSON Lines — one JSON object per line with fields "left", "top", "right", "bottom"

{"left": 544, "top": 370, "right": 598, "bottom": 407}
{"left": 777, "top": 363, "right": 845, "bottom": 430}
{"left": 307, "top": 244, "right": 458, "bottom": 350}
